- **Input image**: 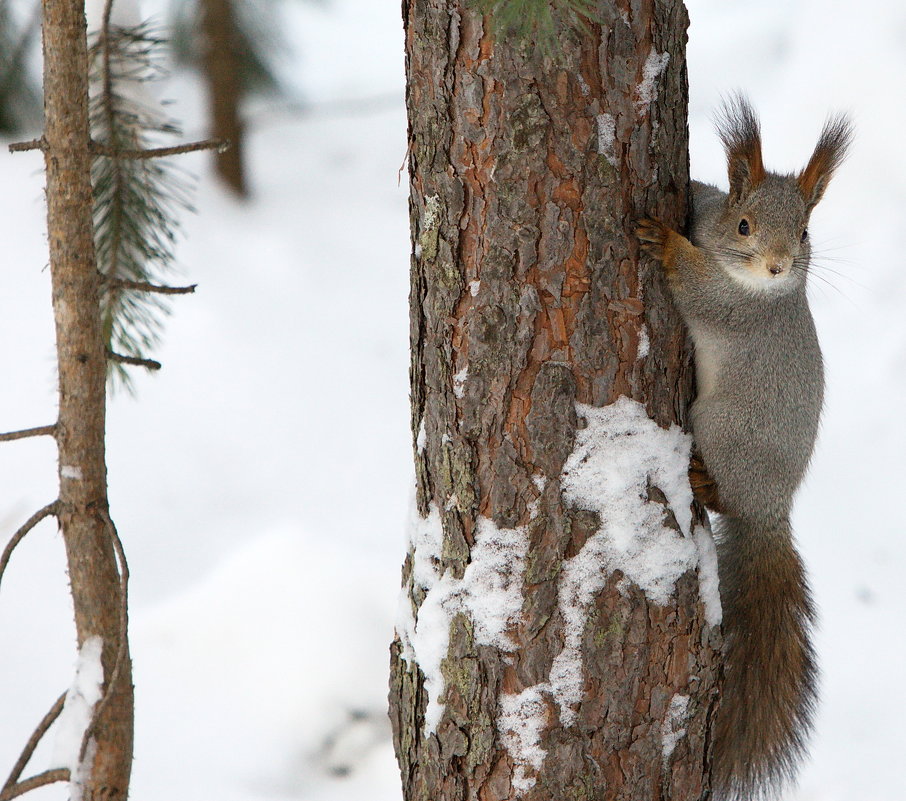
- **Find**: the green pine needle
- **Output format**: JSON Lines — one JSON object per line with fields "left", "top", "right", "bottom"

{"left": 89, "top": 22, "right": 194, "bottom": 391}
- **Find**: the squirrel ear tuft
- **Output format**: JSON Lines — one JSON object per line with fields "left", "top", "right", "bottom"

{"left": 798, "top": 113, "right": 853, "bottom": 211}
{"left": 715, "top": 93, "right": 766, "bottom": 205}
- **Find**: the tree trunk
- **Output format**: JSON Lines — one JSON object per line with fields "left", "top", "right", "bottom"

{"left": 390, "top": 3, "right": 720, "bottom": 800}
{"left": 42, "top": 1, "right": 133, "bottom": 797}
{"left": 199, "top": 0, "right": 247, "bottom": 196}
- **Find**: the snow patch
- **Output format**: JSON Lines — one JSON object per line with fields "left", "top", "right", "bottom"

{"left": 596, "top": 113, "right": 617, "bottom": 166}
{"left": 637, "top": 325, "right": 650, "bottom": 360}
{"left": 468, "top": 279, "right": 481, "bottom": 296}
{"left": 550, "top": 397, "right": 698, "bottom": 723}
{"left": 497, "top": 684, "right": 550, "bottom": 795}
{"left": 561, "top": 397, "right": 696, "bottom": 594}
{"left": 661, "top": 693, "right": 690, "bottom": 761}
{"left": 70, "top": 737, "right": 97, "bottom": 801}
{"left": 694, "top": 525, "right": 722, "bottom": 626}
{"left": 61, "top": 465, "right": 83, "bottom": 480}
{"left": 397, "top": 503, "right": 529, "bottom": 735}
{"left": 52, "top": 636, "right": 105, "bottom": 787}
{"left": 453, "top": 366, "right": 468, "bottom": 399}
{"left": 416, "top": 418, "right": 426, "bottom": 453}
{"left": 635, "top": 49, "right": 670, "bottom": 112}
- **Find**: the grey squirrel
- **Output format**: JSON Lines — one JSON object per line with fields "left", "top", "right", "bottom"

{"left": 637, "top": 96, "right": 852, "bottom": 800}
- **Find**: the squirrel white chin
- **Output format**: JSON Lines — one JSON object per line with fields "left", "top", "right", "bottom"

{"left": 720, "top": 257, "right": 799, "bottom": 293}
{"left": 638, "top": 94, "right": 852, "bottom": 801}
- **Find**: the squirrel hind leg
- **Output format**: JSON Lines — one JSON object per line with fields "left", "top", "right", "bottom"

{"left": 689, "top": 453, "right": 725, "bottom": 514}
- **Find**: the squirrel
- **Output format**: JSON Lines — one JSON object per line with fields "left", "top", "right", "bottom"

{"left": 637, "top": 96, "right": 852, "bottom": 800}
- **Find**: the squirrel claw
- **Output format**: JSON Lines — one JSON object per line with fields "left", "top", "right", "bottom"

{"left": 689, "top": 453, "right": 724, "bottom": 514}
{"left": 636, "top": 217, "right": 671, "bottom": 262}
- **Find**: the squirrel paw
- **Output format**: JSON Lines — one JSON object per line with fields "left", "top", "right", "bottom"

{"left": 636, "top": 217, "right": 672, "bottom": 263}
{"left": 689, "top": 453, "right": 725, "bottom": 514}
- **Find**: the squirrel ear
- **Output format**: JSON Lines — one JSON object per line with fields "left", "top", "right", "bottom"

{"left": 798, "top": 114, "right": 853, "bottom": 211}
{"left": 715, "top": 94, "right": 766, "bottom": 205}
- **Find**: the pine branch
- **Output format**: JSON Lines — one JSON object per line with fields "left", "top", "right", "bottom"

{"left": 106, "top": 278, "right": 197, "bottom": 295}
{"left": 107, "top": 351, "right": 162, "bottom": 371}
{"left": 2, "top": 693, "right": 67, "bottom": 791}
{"left": 7, "top": 138, "right": 44, "bottom": 153}
{"left": 89, "top": 15, "right": 198, "bottom": 388}
{"left": 91, "top": 137, "right": 228, "bottom": 159}
{"left": 0, "top": 503, "right": 59, "bottom": 593}
{"left": 0, "top": 425, "right": 56, "bottom": 442}
{"left": 0, "top": 769, "right": 70, "bottom": 801}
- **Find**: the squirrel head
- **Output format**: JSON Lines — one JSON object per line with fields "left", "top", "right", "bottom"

{"left": 713, "top": 95, "right": 853, "bottom": 293}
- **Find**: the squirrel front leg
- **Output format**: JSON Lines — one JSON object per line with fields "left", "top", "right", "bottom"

{"left": 637, "top": 220, "right": 723, "bottom": 512}
{"left": 636, "top": 217, "right": 708, "bottom": 288}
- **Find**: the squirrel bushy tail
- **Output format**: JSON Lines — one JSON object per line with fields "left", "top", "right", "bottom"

{"left": 713, "top": 516, "right": 818, "bottom": 800}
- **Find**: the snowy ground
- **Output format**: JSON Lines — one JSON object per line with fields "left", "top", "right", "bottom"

{"left": 0, "top": 1, "right": 903, "bottom": 799}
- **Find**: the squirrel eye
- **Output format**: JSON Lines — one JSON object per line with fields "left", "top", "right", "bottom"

{"left": 801, "top": 228, "right": 808, "bottom": 242}
{"left": 738, "top": 218, "right": 750, "bottom": 236}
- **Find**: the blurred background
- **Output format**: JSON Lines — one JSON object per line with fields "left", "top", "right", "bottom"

{"left": 0, "top": 1, "right": 902, "bottom": 799}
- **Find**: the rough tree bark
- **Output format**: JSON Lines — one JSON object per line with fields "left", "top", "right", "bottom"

{"left": 43, "top": 0, "right": 133, "bottom": 797}
{"left": 390, "top": 3, "right": 720, "bottom": 800}
{"left": 199, "top": 0, "right": 247, "bottom": 196}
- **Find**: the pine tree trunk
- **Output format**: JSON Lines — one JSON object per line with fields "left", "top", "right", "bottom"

{"left": 42, "top": 1, "right": 133, "bottom": 797}
{"left": 199, "top": 0, "right": 247, "bottom": 196}
{"left": 389, "top": 3, "right": 720, "bottom": 800}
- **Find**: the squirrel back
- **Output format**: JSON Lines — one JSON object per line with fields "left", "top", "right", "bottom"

{"left": 638, "top": 96, "right": 852, "bottom": 800}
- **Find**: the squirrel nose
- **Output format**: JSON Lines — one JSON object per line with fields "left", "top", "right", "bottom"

{"left": 769, "top": 264, "right": 784, "bottom": 275}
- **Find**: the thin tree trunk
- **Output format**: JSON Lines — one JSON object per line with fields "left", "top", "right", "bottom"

{"left": 199, "top": 0, "right": 247, "bottom": 196}
{"left": 42, "top": 1, "right": 133, "bottom": 797}
{"left": 390, "top": 3, "right": 719, "bottom": 800}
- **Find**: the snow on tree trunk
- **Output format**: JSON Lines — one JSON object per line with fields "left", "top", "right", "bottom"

{"left": 389, "top": 3, "right": 722, "bottom": 800}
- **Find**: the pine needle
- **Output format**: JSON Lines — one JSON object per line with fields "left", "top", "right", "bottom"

{"left": 89, "top": 22, "right": 194, "bottom": 391}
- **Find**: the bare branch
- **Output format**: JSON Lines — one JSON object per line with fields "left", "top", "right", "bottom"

{"left": 0, "top": 425, "right": 56, "bottom": 443}
{"left": 7, "top": 138, "right": 45, "bottom": 154}
{"left": 0, "top": 503, "right": 60, "bottom": 592}
{"left": 90, "top": 138, "right": 229, "bottom": 160}
{"left": 0, "top": 769, "right": 70, "bottom": 801}
{"left": 81, "top": 510, "right": 130, "bottom": 762}
{"left": 107, "top": 278, "right": 197, "bottom": 295}
{"left": 3, "top": 693, "right": 67, "bottom": 791}
{"left": 106, "top": 351, "right": 162, "bottom": 371}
